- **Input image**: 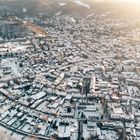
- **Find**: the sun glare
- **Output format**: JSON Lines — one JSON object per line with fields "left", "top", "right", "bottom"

{"left": 94, "top": 0, "right": 140, "bottom": 3}
{"left": 112, "top": 0, "right": 140, "bottom": 3}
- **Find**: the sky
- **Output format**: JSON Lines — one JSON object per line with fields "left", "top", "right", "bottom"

{"left": 93, "top": 0, "right": 140, "bottom": 3}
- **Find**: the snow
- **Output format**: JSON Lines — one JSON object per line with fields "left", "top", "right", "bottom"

{"left": 87, "top": 13, "right": 96, "bottom": 18}
{"left": 1, "top": 58, "right": 21, "bottom": 77}
{"left": 0, "top": 125, "right": 25, "bottom": 140}
{"left": 55, "top": 11, "right": 62, "bottom": 16}
{"left": 31, "top": 91, "right": 46, "bottom": 100}
{"left": 74, "top": 0, "right": 90, "bottom": 9}
{"left": 58, "top": 3, "right": 67, "bottom": 6}
{"left": 70, "top": 17, "right": 76, "bottom": 23}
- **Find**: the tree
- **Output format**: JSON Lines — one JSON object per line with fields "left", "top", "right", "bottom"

{"left": 67, "top": 107, "right": 71, "bottom": 113}
{"left": 70, "top": 98, "right": 74, "bottom": 104}
{"left": 87, "top": 135, "right": 94, "bottom": 140}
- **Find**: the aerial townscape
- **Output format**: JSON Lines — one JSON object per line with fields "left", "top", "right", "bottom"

{"left": 0, "top": 0, "right": 140, "bottom": 140}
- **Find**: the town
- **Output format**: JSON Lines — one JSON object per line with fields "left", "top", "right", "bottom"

{"left": 0, "top": 3, "right": 140, "bottom": 140}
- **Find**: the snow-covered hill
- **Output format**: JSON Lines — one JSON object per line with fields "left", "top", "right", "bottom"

{"left": 74, "top": 0, "right": 90, "bottom": 9}
{"left": 0, "top": 0, "right": 139, "bottom": 18}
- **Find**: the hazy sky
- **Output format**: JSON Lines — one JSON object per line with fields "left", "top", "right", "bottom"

{"left": 94, "top": 0, "right": 140, "bottom": 3}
